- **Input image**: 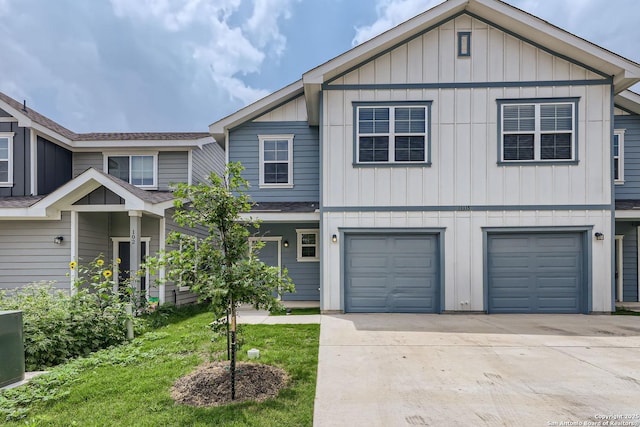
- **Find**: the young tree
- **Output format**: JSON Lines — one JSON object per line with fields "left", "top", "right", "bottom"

{"left": 146, "top": 162, "right": 294, "bottom": 399}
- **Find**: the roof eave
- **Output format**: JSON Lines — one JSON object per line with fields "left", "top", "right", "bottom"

{"left": 615, "top": 90, "right": 640, "bottom": 115}
{"left": 209, "top": 80, "right": 305, "bottom": 148}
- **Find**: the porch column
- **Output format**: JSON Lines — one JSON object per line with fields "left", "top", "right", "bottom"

{"left": 129, "top": 210, "right": 142, "bottom": 294}
{"left": 70, "top": 210, "right": 79, "bottom": 295}
{"left": 159, "top": 217, "right": 166, "bottom": 305}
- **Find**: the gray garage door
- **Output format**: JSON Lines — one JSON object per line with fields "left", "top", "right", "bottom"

{"left": 487, "top": 232, "right": 585, "bottom": 313}
{"left": 344, "top": 234, "right": 439, "bottom": 313}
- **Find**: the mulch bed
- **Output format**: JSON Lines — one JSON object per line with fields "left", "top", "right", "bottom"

{"left": 171, "top": 361, "right": 289, "bottom": 407}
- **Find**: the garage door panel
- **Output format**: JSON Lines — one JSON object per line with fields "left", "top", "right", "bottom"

{"left": 345, "top": 234, "right": 439, "bottom": 313}
{"left": 488, "top": 232, "right": 584, "bottom": 314}
{"left": 490, "top": 255, "right": 530, "bottom": 269}
{"left": 349, "top": 276, "right": 389, "bottom": 290}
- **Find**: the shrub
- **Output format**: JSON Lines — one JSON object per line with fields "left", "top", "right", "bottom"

{"left": 0, "top": 257, "right": 143, "bottom": 371}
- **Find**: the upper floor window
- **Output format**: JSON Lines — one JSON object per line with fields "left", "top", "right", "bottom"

{"left": 0, "top": 132, "right": 14, "bottom": 187}
{"left": 614, "top": 129, "right": 625, "bottom": 184}
{"left": 296, "top": 229, "right": 319, "bottom": 262}
{"left": 354, "top": 102, "right": 431, "bottom": 166}
{"left": 105, "top": 154, "right": 157, "bottom": 188}
{"left": 498, "top": 98, "right": 579, "bottom": 164}
{"left": 259, "top": 134, "right": 293, "bottom": 188}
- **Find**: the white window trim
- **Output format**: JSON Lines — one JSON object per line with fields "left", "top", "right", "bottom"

{"left": 258, "top": 134, "right": 294, "bottom": 189}
{"left": 614, "top": 129, "right": 626, "bottom": 184}
{"left": 103, "top": 152, "right": 158, "bottom": 189}
{"left": 296, "top": 228, "right": 319, "bottom": 262}
{"left": 500, "top": 101, "right": 576, "bottom": 163}
{"left": 356, "top": 106, "right": 429, "bottom": 164}
{"left": 0, "top": 132, "right": 15, "bottom": 187}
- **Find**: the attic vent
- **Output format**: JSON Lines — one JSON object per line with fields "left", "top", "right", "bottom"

{"left": 458, "top": 31, "right": 471, "bottom": 57}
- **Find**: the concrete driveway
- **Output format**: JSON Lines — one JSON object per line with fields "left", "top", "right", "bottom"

{"left": 313, "top": 314, "right": 640, "bottom": 427}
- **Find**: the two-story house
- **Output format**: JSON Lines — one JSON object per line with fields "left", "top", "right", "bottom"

{"left": 614, "top": 90, "right": 640, "bottom": 305}
{"left": 211, "top": 0, "right": 640, "bottom": 313}
{"left": 0, "top": 91, "right": 224, "bottom": 305}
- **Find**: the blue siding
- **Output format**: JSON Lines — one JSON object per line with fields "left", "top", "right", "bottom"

{"left": 614, "top": 114, "right": 640, "bottom": 200}
{"left": 255, "top": 223, "right": 320, "bottom": 301}
{"left": 0, "top": 122, "right": 30, "bottom": 197}
{"left": 228, "top": 121, "right": 319, "bottom": 202}
{"left": 615, "top": 222, "right": 639, "bottom": 301}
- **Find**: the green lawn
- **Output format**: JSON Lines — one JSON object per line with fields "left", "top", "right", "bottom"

{"left": 270, "top": 307, "right": 321, "bottom": 316}
{"left": 1, "top": 310, "right": 319, "bottom": 427}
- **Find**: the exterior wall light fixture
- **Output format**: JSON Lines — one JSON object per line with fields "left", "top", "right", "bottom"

{"left": 332, "top": 234, "right": 338, "bottom": 243}
{"left": 283, "top": 240, "right": 289, "bottom": 248}
{"left": 53, "top": 236, "right": 64, "bottom": 245}
{"left": 594, "top": 232, "right": 604, "bottom": 241}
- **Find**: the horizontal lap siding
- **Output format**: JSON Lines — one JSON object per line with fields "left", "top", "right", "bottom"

{"left": 229, "top": 121, "right": 319, "bottom": 202}
{"left": 0, "top": 213, "right": 71, "bottom": 289}
{"left": 192, "top": 143, "right": 225, "bottom": 184}
{"left": 158, "top": 152, "right": 188, "bottom": 191}
{"left": 614, "top": 114, "right": 640, "bottom": 199}
{"left": 257, "top": 223, "right": 320, "bottom": 301}
{"left": 73, "top": 152, "right": 103, "bottom": 177}
{"left": 78, "top": 212, "right": 110, "bottom": 263}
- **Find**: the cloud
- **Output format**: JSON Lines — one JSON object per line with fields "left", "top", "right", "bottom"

{"left": 110, "top": 0, "right": 297, "bottom": 106}
{"left": 352, "top": 0, "right": 444, "bottom": 46}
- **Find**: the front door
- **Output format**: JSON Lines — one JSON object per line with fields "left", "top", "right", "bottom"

{"left": 113, "top": 238, "right": 150, "bottom": 300}
{"left": 250, "top": 237, "right": 282, "bottom": 297}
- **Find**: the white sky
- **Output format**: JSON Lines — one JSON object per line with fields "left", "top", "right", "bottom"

{"left": 0, "top": 0, "right": 637, "bottom": 133}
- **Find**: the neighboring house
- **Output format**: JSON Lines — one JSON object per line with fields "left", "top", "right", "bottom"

{"left": 0, "top": 92, "right": 224, "bottom": 305}
{"left": 614, "top": 90, "right": 640, "bottom": 304}
{"left": 210, "top": 0, "right": 640, "bottom": 313}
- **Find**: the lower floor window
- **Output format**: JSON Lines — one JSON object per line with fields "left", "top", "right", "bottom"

{"left": 296, "top": 229, "right": 319, "bottom": 262}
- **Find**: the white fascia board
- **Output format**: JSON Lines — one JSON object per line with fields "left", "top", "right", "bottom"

{"left": 615, "top": 91, "right": 640, "bottom": 115}
{"left": 469, "top": 0, "right": 640, "bottom": 88}
{"left": 615, "top": 210, "right": 640, "bottom": 219}
{"left": 302, "top": 0, "right": 466, "bottom": 85}
{"left": 209, "top": 80, "right": 304, "bottom": 148}
{"left": 0, "top": 207, "right": 59, "bottom": 219}
{"left": 238, "top": 211, "right": 320, "bottom": 222}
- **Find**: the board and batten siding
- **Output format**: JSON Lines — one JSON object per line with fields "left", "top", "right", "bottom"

{"left": 0, "top": 212, "right": 71, "bottom": 290}
{"left": 73, "top": 152, "right": 102, "bottom": 177}
{"left": 228, "top": 121, "right": 319, "bottom": 202}
{"left": 37, "top": 136, "right": 72, "bottom": 195}
{"left": 158, "top": 151, "right": 188, "bottom": 191}
{"left": 614, "top": 222, "right": 639, "bottom": 302}
{"left": 323, "top": 15, "right": 611, "bottom": 208}
{"left": 614, "top": 114, "right": 640, "bottom": 199}
{"left": 192, "top": 142, "right": 225, "bottom": 184}
{"left": 253, "top": 95, "right": 308, "bottom": 122}
{"left": 322, "top": 210, "right": 611, "bottom": 312}
{"left": 0, "top": 121, "right": 30, "bottom": 197}
{"left": 320, "top": 14, "right": 613, "bottom": 313}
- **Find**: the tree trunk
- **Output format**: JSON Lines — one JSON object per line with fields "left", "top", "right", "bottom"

{"left": 230, "top": 297, "right": 237, "bottom": 400}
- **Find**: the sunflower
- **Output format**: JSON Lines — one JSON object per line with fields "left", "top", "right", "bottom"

{"left": 103, "top": 270, "right": 113, "bottom": 278}
{"left": 116, "top": 258, "right": 122, "bottom": 264}
{"left": 96, "top": 259, "right": 105, "bottom": 267}
{"left": 69, "top": 261, "right": 77, "bottom": 270}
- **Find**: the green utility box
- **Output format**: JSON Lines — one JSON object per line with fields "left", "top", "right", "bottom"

{"left": 0, "top": 311, "right": 25, "bottom": 388}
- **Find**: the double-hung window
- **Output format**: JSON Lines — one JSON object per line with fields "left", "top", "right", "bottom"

{"left": 296, "top": 229, "right": 319, "bottom": 262}
{"left": 614, "top": 129, "right": 625, "bottom": 183}
{"left": 0, "top": 132, "right": 13, "bottom": 187}
{"left": 354, "top": 102, "right": 431, "bottom": 165}
{"left": 498, "top": 98, "right": 579, "bottom": 164}
{"left": 259, "top": 134, "right": 293, "bottom": 188}
{"left": 105, "top": 154, "right": 157, "bottom": 188}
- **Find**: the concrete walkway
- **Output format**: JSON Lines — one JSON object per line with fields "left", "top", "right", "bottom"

{"left": 313, "top": 314, "right": 640, "bottom": 427}
{"left": 236, "top": 306, "right": 320, "bottom": 325}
